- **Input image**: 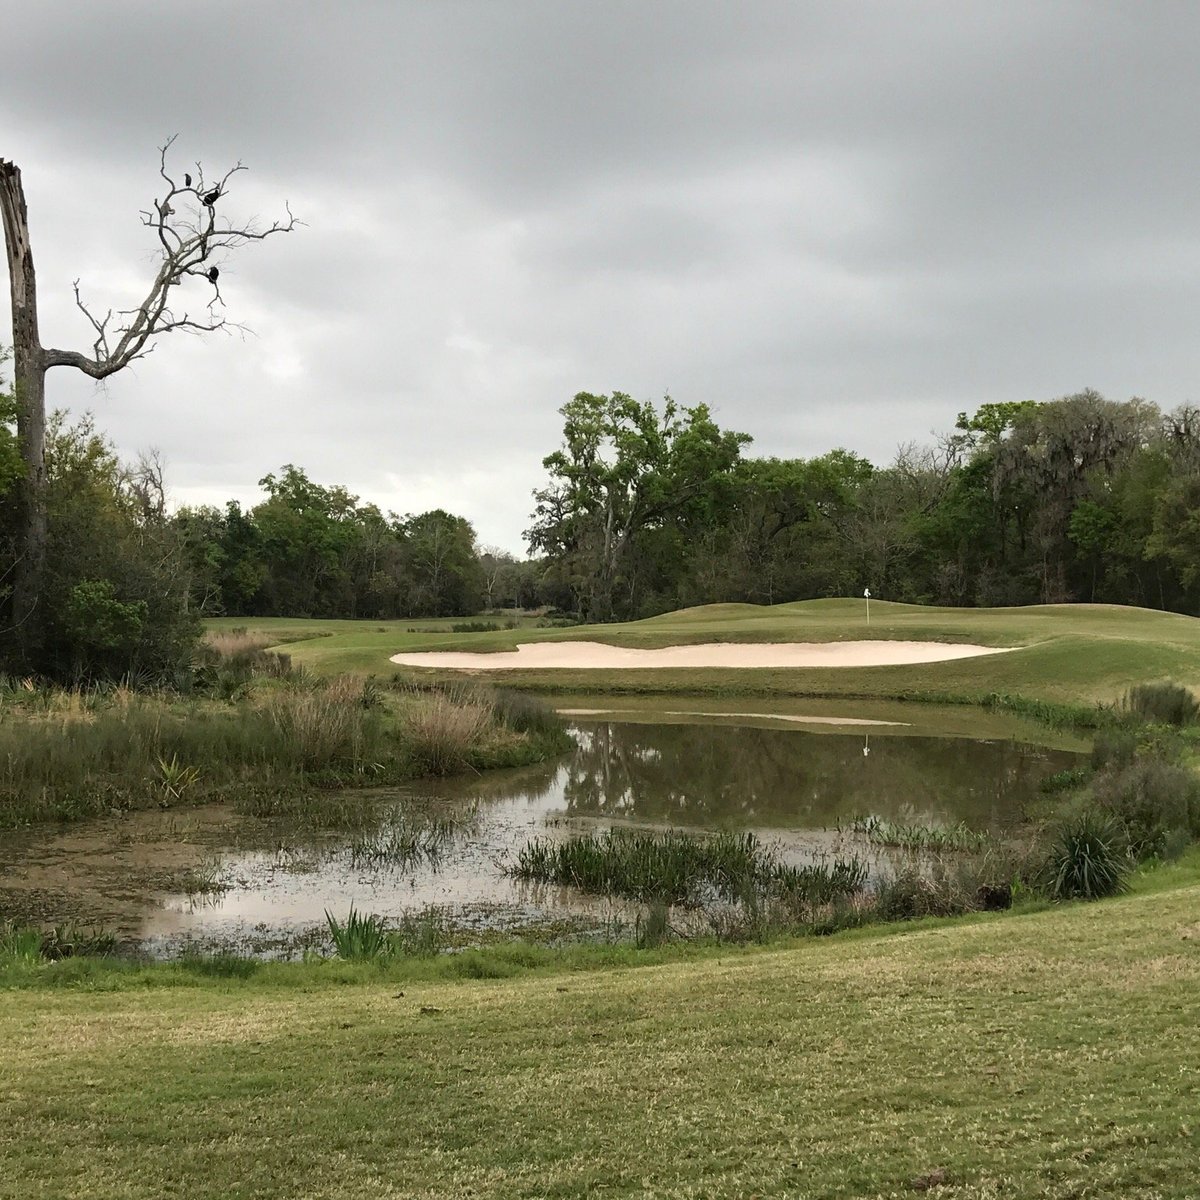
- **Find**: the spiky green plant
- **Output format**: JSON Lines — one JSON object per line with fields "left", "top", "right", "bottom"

{"left": 1043, "top": 811, "right": 1130, "bottom": 901}
{"left": 325, "top": 905, "right": 391, "bottom": 960}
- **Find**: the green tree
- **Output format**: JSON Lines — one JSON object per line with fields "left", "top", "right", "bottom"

{"left": 528, "top": 392, "right": 749, "bottom": 620}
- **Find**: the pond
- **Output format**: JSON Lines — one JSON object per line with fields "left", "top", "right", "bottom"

{"left": 0, "top": 699, "right": 1086, "bottom": 957}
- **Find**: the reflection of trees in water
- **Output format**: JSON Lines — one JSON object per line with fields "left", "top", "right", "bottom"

{"left": 562, "top": 722, "right": 1082, "bottom": 829}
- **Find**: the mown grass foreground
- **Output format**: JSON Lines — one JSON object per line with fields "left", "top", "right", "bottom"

{"left": 213, "top": 599, "right": 1200, "bottom": 706}
{"left": 2, "top": 858, "right": 1198, "bottom": 1199}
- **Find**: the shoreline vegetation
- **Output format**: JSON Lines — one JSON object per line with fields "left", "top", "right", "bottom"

{"left": 0, "top": 630, "right": 571, "bottom": 829}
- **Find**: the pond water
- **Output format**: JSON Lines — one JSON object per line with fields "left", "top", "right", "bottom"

{"left": 0, "top": 700, "right": 1086, "bottom": 957}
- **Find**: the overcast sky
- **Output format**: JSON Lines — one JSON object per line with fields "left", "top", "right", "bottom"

{"left": 3, "top": 2, "right": 1199, "bottom": 551}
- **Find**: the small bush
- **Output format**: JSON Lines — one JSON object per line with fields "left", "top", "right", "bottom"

{"left": 450, "top": 621, "right": 502, "bottom": 633}
{"left": 1122, "top": 681, "right": 1200, "bottom": 727}
{"left": 1041, "top": 810, "right": 1130, "bottom": 900}
{"left": 1091, "top": 728, "right": 1139, "bottom": 771}
{"left": 1090, "top": 758, "right": 1200, "bottom": 859}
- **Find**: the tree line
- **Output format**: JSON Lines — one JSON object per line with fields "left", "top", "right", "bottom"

{"left": 4, "top": 379, "right": 1200, "bottom": 681}
{"left": 530, "top": 389, "right": 1200, "bottom": 622}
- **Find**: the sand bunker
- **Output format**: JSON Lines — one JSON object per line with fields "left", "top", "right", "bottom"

{"left": 557, "top": 708, "right": 909, "bottom": 727}
{"left": 389, "top": 640, "right": 1012, "bottom": 671}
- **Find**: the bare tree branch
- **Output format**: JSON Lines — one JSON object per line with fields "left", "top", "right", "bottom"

{"left": 43, "top": 136, "right": 298, "bottom": 379}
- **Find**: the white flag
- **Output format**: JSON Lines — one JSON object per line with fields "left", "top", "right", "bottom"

{"left": 864, "top": 587, "right": 871, "bottom": 598}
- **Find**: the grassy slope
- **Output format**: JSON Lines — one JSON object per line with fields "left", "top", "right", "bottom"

{"left": 3, "top": 856, "right": 1199, "bottom": 1199}
{"left": 212, "top": 600, "right": 1200, "bottom": 705}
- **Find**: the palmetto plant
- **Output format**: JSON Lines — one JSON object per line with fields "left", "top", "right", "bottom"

{"left": 156, "top": 754, "right": 201, "bottom": 805}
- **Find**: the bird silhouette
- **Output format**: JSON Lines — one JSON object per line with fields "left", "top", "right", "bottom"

{"left": 184, "top": 173, "right": 192, "bottom": 188}
{"left": 206, "top": 267, "right": 219, "bottom": 284}
{"left": 202, "top": 188, "right": 220, "bottom": 206}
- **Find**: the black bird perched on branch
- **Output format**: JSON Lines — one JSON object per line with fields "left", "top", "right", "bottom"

{"left": 184, "top": 173, "right": 192, "bottom": 188}
{"left": 202, "top": 187, "right": 220, "bottom": 206}
{"left": 206, "top": 267, "right": 219, "bottom": 284}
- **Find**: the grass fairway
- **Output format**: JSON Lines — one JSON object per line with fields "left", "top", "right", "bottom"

{"left": 212, "top": 600, "right": 1200, "bottom": 705}
{"left": 3, "top": 857, "right": 1199, "bottom": 1199}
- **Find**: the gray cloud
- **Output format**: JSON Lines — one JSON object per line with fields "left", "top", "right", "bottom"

{"left": 3, "top": 1, "right": 1200, "bottom": 550}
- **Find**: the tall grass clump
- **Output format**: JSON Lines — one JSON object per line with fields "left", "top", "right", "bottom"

{"left": 511, "top": 828, "right": 867, "bottom": 910}
{"left": 196, "top": 629, "right": 294, "bottom": 696}
{"left": 1121, "top": 681, "right": 1200, "bottom": 727}
{"left": 850, "top": 816, "right": 991, "bottom": 853}
{"left": 1041, "top": 811, "right": 1130, "bottom": 900}
{"left": 261, "top": 677, "right": 382, "bottom": 770}
{"left": 403, "top": 690, "right": 496, "bottom": 775}
{"left": 325, "top": 905, "right": 391, "bottom": 960}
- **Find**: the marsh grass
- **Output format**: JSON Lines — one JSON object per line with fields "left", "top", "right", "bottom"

{"left": 325, "top": 905, "right": 448, "bottom": 960}
{"left": 850, "top": 815, "right": 992, "bottom": 852}
{"left": 176, "top": 858, "right": 229, "bottom": 897}
{"left": 402, "top": 690, "right": 497, "bottom": 775}
{"left": 0, "top": 678, "right": 568, "bottom": 827}
{"left": 511, "top": 829, "right": 868, "bottom": 912}
{"left": 325, "top": 905, "right": 390, "bottom": 960}
{"left": 0, "top": 921, "right": 116, "bottom": 966}
{"left": 347, "top": 806, "right": 476, "bottom": 868}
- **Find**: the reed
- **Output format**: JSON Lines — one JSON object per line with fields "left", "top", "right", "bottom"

{"left": 510, "top": 828, "right": 868, "bottom": 910}
{"left": 850, "top": 815, "right": 992, "bottom": 852}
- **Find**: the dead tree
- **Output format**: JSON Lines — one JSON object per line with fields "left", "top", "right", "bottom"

{"left": 0, "top": 136, "right": 296, "bottom": 660}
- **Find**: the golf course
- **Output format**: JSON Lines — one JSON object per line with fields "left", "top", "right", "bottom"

{"left": 3, "top": 599, "right": 1200, "bottom": 1198}
{"left": 212, "top": 598, "right": 1200, "bottom": 706}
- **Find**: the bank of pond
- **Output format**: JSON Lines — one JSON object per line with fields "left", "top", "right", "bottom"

{"left": 4, "top": 677, "right": 1198, "bottom": 973}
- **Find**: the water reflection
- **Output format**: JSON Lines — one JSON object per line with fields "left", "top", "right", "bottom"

{"left": 0, "top": 715, "right": 1083, "bottom": 956}
{"left": 560, "top": 721, "right": 1071, "bottom": 830}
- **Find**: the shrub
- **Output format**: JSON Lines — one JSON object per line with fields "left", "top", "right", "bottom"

{"left": 1090, "top": 758, "right": 1200, "bottom": 859}
{"left": 1122, "top": 681, "right": 1200, "bottom": 727}
{"left": 1041, "top": 810, "right": 1130, "bottom": 900}
{"left": 1090, "top": 728, "right": 1140, "bottom": 771}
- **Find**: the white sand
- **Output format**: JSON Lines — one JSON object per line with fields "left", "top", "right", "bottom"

{"left": 389, "top": 639, "right": 1013, "bottom": 670}
{"left": 557, "top": 708, "right": 909, "bottom": 727}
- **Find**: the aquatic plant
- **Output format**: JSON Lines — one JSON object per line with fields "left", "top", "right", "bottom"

{"left": 510, "top": 828, "right": 868, "bottom": 910}
{"left": 390, "top": 907, "right": 447, "bottom": 957}
{"left": 850, "top": 816, "right": 991, "bottom": 853}
{"left": 0, "top": 923, "right": 45, "bottom": 967}
{"left": 157, "top": 754, "right": 202, "bottom": 805}
{"left": 325, "top": 905, "right": 391, "bottom": 960}
{"left": 177, "top": 858, "right": 229, "bottom": 897}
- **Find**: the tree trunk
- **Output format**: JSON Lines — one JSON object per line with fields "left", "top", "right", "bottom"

{"left": 0, "top": 160, "right": 47, "bottom": 662}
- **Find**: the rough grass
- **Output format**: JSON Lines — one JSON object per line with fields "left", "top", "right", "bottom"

{"left": 1, "top": 855, "right": 1198, "bottom": 1198}
{"left": 210, "top": 599, "right": 1200, "bottom": 708}
{"left": 0, "top": 680, "right": 569, "bottom": 826}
